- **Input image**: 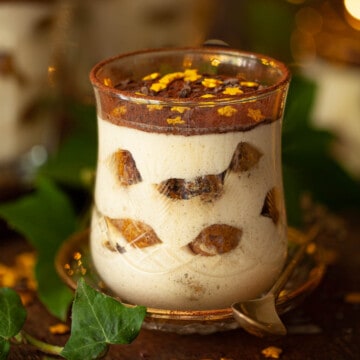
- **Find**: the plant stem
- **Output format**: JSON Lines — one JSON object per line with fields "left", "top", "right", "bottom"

{"left": 15, "top": 330, "right": 64, "bottom": 356}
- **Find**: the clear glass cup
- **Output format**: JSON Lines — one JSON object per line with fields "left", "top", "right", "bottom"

{"left": 89, "top": 47, "right": 291, "bottom": 314}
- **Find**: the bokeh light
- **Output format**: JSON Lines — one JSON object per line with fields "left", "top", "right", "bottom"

{"left": 344, "top": 0, "right": 360, "bottom": 20}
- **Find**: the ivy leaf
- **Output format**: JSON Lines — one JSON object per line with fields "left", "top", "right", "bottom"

{"left": 61, "top": 279, "right": 146, "bottom": 360}
{"left": 0, "top": 339, "right": 10, "bottom": 360}
{"left": 0, "top": 288, "right": 27, "bottom": 359}
{"left": 0, "top": 178, "right": 76, "bottom": 320}
{"left": 0, "top": 288, "right": 26, "bottom": 338}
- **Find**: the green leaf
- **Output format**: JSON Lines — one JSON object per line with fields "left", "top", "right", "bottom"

{"left": 0, "top": 288, "right": 27, "bottom": 358}
{"left": 0, "top": 288, "right": 26, "bottom": 339}
{"left": 0, "top": 339, "right": 10, "bottom": 360}
{"left": 61, "top": 279, "right": 146, "bottom": 360}
{"left": 0, "top": 178, "right": 76, "bottom": 320}
{"left": 39, "top": 103, "right": 97, "bottom": 188}
{"left": 0, "top": 288, "right": 27, "bottom": 339}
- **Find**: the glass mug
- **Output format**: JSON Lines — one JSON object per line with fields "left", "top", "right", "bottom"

{"left": 89, "top": 47, "right": 290, "bottom": 313}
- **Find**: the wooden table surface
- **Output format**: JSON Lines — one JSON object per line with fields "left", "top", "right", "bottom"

{"left": 1, "top": 211, "right": 359, "bottom": 360}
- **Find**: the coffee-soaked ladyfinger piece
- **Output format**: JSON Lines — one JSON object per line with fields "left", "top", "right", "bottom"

{"left": 229, "top": 142, "right": 263, "bottom": 172}
{"left": 162, "top": 173, "right": 225, "bottom": 200}
{"left": 156, "top": 173, "right": 225, "bottom": 201}
{"left": 188, "top": 224, "right": 242, "bottom": 256}
{"left": 260, "top": 187, "right": 280, "bottom": 225}
{"left": 105, "top": 217, "right": 162, "bottom": 248}
{"left": 112, "top": 149, "right": 142, "bottom": 186}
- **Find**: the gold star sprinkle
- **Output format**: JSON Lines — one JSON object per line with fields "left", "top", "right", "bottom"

{"left": 247, "top": 108, "right": 265, "bottom": 122}
{"left": 217, "top": 105, "right": 237, "bottom": 117}
{"left": 183, "top": 69, "right": 201, "bottom": 82}
{"left": 142, "top": 72, "right": 160, "bottom": 81}
{"left": 167, "top": 116, "right": 185, "bottom": 125}
{"left": 150, "top": 82, "right": 167, "bottom": 92}
{"left": 240, "top": 81, "right": 259, "bottom": 88}
{"left": 222, "top": 87, "right": 244, "bottom": 95}
{"left": 103, "top": 78, "right": 113, "bottom": 87}
{"left": 111, "top": 106, "right": 127, "bottom": 116}
{"left": 159, "top": 72, "right": 184, "bottom": 85}
{"left": 202, "top": 78, "right": 223, "bottom": 88}
{"left": 147, "top": 104, "right": 164, "bottom": 111}
{"left": 171, "top": 106, "right": 190, "bottom": 113}
{"left": 200, "top": 94, "right": 216, "bottom": 98}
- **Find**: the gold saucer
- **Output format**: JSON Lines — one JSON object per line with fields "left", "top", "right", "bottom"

{"left": 55, "top": 227, "right": 326, "bottom": 334}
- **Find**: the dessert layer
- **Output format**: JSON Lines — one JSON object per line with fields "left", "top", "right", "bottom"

{"left": 90, "top": 118, "right": 287, "bottom": 309}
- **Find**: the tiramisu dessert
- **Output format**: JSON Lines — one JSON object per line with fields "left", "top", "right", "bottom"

{"left": 90, "top": 48, "right": 290, "bottom": 310}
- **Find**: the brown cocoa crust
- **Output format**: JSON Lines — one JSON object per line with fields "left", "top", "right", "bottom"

{"left": 96, "top": 90, "right": 285, "bottom": 135}
{"left": 90, "top": 47, "right": 290, "bottom": 136}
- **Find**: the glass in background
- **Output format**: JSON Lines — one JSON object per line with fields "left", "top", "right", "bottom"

{"left": 57, "top": 0, "right": 218, "bottom": 103}
{"left": 0, "top": 0, "right": 61, "bottom": 199}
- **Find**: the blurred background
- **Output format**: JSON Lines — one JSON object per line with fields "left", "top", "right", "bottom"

{"left": 0, "top": 0, "right": 359, "bottom": 227}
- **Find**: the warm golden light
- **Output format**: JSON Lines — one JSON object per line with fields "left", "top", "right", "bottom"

{"left": 344, "top": 0, "right": 360, "bottom": 21}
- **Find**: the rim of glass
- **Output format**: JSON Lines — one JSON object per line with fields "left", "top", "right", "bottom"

{"left": 89, "top": 47, "right": 291, "bottom": 107}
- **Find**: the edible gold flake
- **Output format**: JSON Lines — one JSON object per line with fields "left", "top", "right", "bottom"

{"left": 150, "top": 82, "right": 167, "bottom": 92}
{"left": 247, "top": 108, "right": 265, "bottom": 122}
{"left": 217, "top": 105, "right": 237, "bottom": 117}
{"left": 142, "top": 72, "right": 160, "bottom": 81}
{"left": 49, "top": 323, "right": 70, "bottom": 335}
{"left": 0, "top": 252, "right": 37, "bottom": 290}
{"left": 261, "top": 58, "right": 276, "bottom": 68}
{"left": 182, "top": 56, "right": 193, "bottom": 69}
{"left": 73, "top": 252, "right": 81, "bottom": 261}
{"left": 202, "top": 78, "right": 223, "bottom": 88}
{"left": 211, "top": 58, "right": 221, "bottom": 67}
{"left": 0, "top": 264, "right": 16, "bottom": 287}
{"left": 147, "top": 104, "right": 164, "bottom": 111}
{"left": 261, "top": 346, "right": 283, "bottom": 359}
{"left": 167, "top": 116, "right": 185, "bottom": 125}
{"left": 222, "top": 87, "right": 244, "bottom": 95}
{"left": 200, "top": 94, "right": 216, "bottom": 98}
{"left": 199, "top": 101, "right": 215, "bottom": 108}
{"left": 111, "top": 106, "right": 127, "bottom": 117}
{"left": 171, "top": 106, "right": 190, "bottom": 113}
{"left": 103, "top": 78, "right": 113, "bottom": 87}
